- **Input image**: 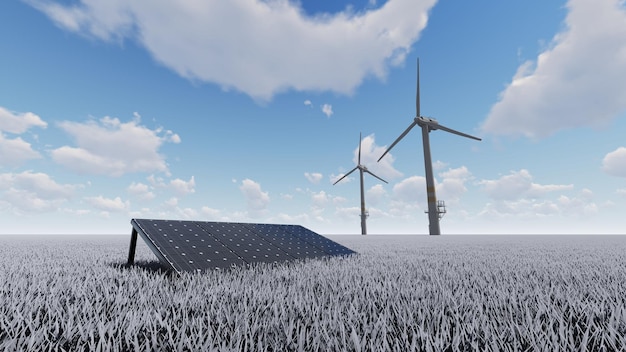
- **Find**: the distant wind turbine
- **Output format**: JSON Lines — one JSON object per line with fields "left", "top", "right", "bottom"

{"left": 378, "top": 58, "right": 481, "bottom": 235}
{"left": 334, "top": 133, "right": 388, "bottom": 235}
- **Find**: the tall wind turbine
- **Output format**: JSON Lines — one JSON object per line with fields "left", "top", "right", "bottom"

{"left": 377, "top": 58, "right": 481, "bottom": 235}
{"left": 334, "top": 133, "right": 388, "bottom": 235}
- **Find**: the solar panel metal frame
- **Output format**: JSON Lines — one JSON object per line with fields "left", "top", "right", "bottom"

{"left": 127, "top": 218, "right": 356, "bottom": 275}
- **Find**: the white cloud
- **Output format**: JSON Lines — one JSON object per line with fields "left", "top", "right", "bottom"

{"left": 304, "top": 100, "right": 312, "bottom": 107}
{"left": 321, "top": 104, "right": 333, "bottom": 118}
{"left": 354, "top": 134, "right": 403, "bottom": 180}
{"left": 0, "top": 106, "right": 47, "bottom": 134}
{"left": 366, "top": 184, "right": 387, "bottom": 206}
{"left": 433, "top": 160, "right": 448, "bottom": 171}
{"left": 163, "top": 197, "right": 178, "bottom": 209}
{"left": 304, "top": 172, "right": 323, "bottom": 184}
{"left": 332, "top": 196, "right": 347, "bottom": 205}
{"left": 482, "top": 0, "right": 626, "bottom": 138}
{"left": 311, "top": 190, "right": 329, "bottom": 207}
{"left": 84, "top": 195, "right": 129, "bottom": 212}
{"left": 127, "top": 182, "right": 155, "bottom": 201}
{"left": 335, "top": 206, "right": 360, "bottom": 221}
{"left": 239, "top": 178, "right": 270, "bottom": 217}
{"left": 617, "top": 188, "right": 626, "bottom": 197}
{"left": 200, "top": 206, "right": 226, "bottom": 220}
{"left": 330, "top": 172, "right": 352, "bottom": 184}
{"left": 477, "top": 172, "right": 594, "bottom": 221}
{"left": 51, "top": 115, "right": 177, "bottom": 176}
{"left": 479, "top": 169, "right": 573, "bottom": 200}
{"left": 392, "top": 175, "right": 426, "bottom": 204}
{"left": 0, "top": 134, "right": 42, "bottom": 166}
{"left": 170, "top": 176, "right": 196, "bottom": 195}
{"left": 437, "top": 166, "right": 472, "bottom": 203}
{"left": 0, "top": 106, "right": 47, "bottom": 166}
{"left": 0, "top": 171, "right": 77, "bottom": 213}
{"left": 28, "top": 0, "right": 437, "bottom": 100}
{"left": 166, "top": 130, "right": 181, "bottom": 143}
{"left": 603, "top": 147, "right": 626, "bottom": 177}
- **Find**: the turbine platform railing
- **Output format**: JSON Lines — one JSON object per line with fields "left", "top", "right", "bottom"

{"left": 425, "top": 200, "right": 446, "bottom": 220}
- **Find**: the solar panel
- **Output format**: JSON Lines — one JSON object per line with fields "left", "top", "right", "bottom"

{"left": 243, "top": 223, "right": 328, "bottom": 259}
{"left": 127, "top": 219, "right": 356, "bottom": 274}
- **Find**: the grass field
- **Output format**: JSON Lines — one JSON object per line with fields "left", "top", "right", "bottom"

{"left": 1, "top": 234, "right": 626, "bottom": 351}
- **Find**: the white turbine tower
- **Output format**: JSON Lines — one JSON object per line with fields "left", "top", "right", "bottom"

{"left": 378, "top": 58, "right": 481, "bottom": 235}
{"left": 334, "top": 133, "right": 388, "bottom": 235}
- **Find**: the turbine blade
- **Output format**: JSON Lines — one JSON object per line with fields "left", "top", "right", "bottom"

{"left": 333, "top": 167, "right": 358, "bottom": 185}
{"left": 377, "top": 121, "right": 417, "bottom": 162}
{"left": 358, "top": 132, "right": 362, "bottom": 165}
{"left": 365, "top": 169, "right": 388, "bottom": 184}
{"left": 416, "top": 57, "right": 420, "bottom": 118}
{"left": 434, "top": 123, "right": 482, "bottom": 141}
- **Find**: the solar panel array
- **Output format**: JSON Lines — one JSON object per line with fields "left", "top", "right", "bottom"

{"left": 128, "top": 219, "right": 356, "bottom": 274}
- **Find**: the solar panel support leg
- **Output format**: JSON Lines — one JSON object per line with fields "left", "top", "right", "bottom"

{"left": 127, "top": 228, "right": 138, "bottom": 265}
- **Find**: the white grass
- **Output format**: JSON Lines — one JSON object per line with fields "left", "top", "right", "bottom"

{"left": 1, "top": 234, "right": 626, "bottom": 351}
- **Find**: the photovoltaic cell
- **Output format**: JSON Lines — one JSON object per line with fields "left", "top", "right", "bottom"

{"left": 243, "top": 223, "right": 327, "bottom": 259}
{"left": 197, "top": 222, "right": 294, "bottom": 264}
{"left": 128, "top": 218, "right": 355, "bottom": 274}
{"left": 131, "top": 219, "right": 247, "bottom": 273}
{"left": 283, "top": 225, "right": 357, "bottom": 256}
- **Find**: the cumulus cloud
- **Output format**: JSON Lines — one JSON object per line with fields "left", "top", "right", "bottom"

{"left": 330, "top": 172, "right": 353, "bottom": 184}
{"left": 602, "top": 147, "right": 626, "bottom": 177}
{"left": 0, "top": 106, "right": 47, "bottom": 133}
{"left": 51, "top": 115, "right": 177, "bottom": 176}
{"left": 0, "top": 106, "right": 47, "bottom": 166}
{"left": 355, "top": 133, "right": 403, "bottom": 180}
{"left": 0, "top": 135, "right": 42, "bottom": 166}
{"left": 393, "top": 175, "right": 426, "bottom": 204}
{"left": 127, "top": 182, "right": 155, "bottom": 201}
{"left": 200, "top": 206, "right": 226, "bottom": 220}
{"left": 28, "top": 0, "right": 437, "bottom": 100}
{"left": 239, "top": 178, "right": 270, "bottom": 217}
{"left": 311, "top": 190, "right": 329, "bottom": 207}
{"left": 0, "top": 171, "right": 77, "bottom": 213}
{"left": 304, "top": 172, "right": 323, "bottom": 184}
{"left": 84, "top": 195, "right": 129, "bottom": 212}
{"left": 304, "top": 100, "right": 312, "bottom": 107}
{"left": 366, "top": 184, "right": 387, "bottom": 206}
{"left": 321, "top": 104, "right": 333, "bottom": 118}
{"left": 479, "top": 169, "right": 573, "bottom": 200}
{"left": 477, "top": 171, "right": 596, "bottom": 221}
{"left": 437, "top": 166, "right": 472, "bottom": 203}
{"left": 170, "top": 176, "right": 196, "bottom": 195}
{"left": 482, "top": 0, "right": 626, "bottom": 138}
{"left": 480, "top": 187, "right": 598, "bottom": 220}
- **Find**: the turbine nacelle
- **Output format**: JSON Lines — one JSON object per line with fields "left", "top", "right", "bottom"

{"left": 415, "top": 116, "right": 439, "bottom": 131}
{"left": 377, "top": 58, "right": 482, "bottom": 235}
{"left": 334, "top": 132, "right": 388, "bottom": 235}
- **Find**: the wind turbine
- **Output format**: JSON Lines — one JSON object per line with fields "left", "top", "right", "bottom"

{"left": 377, "top": 58, "right": 481, "bottom": 235}
{"left": 334, "top": 133, "right": 388, "bottom": 235}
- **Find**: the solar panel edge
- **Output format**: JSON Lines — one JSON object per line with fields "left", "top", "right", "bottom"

{"left": 285, "top": 225, "right": 357, "bottom": 256}
{"left": 131, "top": 219, "right": 181, "bottom": 275}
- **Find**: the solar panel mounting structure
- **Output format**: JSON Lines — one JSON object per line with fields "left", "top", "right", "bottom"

{"left": 127, "top": 218, "right": 356, "bottom": 275}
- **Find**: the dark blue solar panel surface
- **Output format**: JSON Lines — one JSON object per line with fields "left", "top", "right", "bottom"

{"left": 197, "top": 222, "right": 294, "bottom": 263}
{"left": 131, "top": 219, "right": 355, "bottom": 274}
{"left": 243, "top": 223, "right": 327, "bottom": 259}
{"left": 283, "top": 225, "right": 357, "bottom": 256}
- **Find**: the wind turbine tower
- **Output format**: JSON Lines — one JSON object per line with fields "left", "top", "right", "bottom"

{"left": 378, "top": 58, "right": 481, "bottom": 235}
{"left": 334, "top": 133, "right": 388, "bottom": 235}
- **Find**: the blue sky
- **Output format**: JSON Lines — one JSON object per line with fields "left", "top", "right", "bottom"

{"left": 1, "top": 0, "right": 625, "bottom": 235}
